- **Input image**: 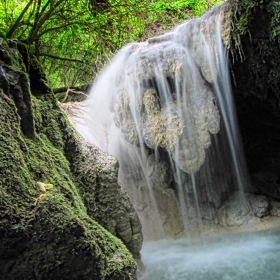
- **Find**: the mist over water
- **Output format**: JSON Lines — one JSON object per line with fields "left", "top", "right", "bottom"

{"left": 142, "top": 228, "right": 280, "bottom": 280}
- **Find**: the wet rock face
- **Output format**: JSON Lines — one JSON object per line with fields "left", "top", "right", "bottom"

{"left": 216, "top": 192, "right": 270, "bottom": 227}
{"left": 117, "top": 150, "right": 184, "bottom": 240}
{"left": 271, "top": 200, "right": 280, "bottom": 217}
{"left": 228, "top": 0, "right": 280, "bottom": 184}
{"left": 0, "top": 38, "right": 35, "bottom": 138}
{"left": 249, "top": 194, "right": 270, "bottom": 218}
{"left": 66, "top": 141, "right": 143, "bottom": 262}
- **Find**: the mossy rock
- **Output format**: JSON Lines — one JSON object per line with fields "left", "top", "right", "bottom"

{"left": 0, "top": 37, "right": 139, "bottom": 279}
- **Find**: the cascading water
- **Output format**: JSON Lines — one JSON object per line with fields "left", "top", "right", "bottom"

{"left": 69, "top": 3, "right": 251, "bottom": 240}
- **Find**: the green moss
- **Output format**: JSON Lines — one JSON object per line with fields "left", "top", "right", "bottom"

{"left": 17, "top": 42, "right": 52, "bottom": 97}
{"left": 0, "top": 88, "right": 136, "bottom": 279}
{"left": 0, "top": 38, "right": 25, "bottom": 71}
{"left": 226, "top": 0, "right": 280, "bottom": 63}
{"left": 32, "top": 96, "right": 68, "bottom": 151}
{"left": 223, "top": 0, "right": 256, "bottom": 60}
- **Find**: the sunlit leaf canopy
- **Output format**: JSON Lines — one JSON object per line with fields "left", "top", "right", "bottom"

{"left": 0, "top": 0, "right": 222, "bottom": 91}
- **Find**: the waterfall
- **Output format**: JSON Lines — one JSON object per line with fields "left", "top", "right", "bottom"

{"left": 71, "top": 3, "right": 250, "bottom": 240}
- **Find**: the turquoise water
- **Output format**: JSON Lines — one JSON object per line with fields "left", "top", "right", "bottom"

{"left": 142, "top": 228, "right": 280, "bottom": 280}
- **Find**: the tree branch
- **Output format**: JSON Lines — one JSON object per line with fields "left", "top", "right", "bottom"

{"left": 7, "top": 0, "right": 34, "bottom": 38}
{"left": 27, "top": 0, "right": 64, "bottom": 43}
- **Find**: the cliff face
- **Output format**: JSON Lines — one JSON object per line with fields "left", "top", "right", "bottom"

{"left": 0, "top": 38, "right": 142, "bottom": 279}
{"left": 227, "top": 0, "right": 280, "bottom": 197}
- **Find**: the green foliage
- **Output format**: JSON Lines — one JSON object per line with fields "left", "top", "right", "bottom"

{"left": 0, "top": 0, "right": 221, "bottom": 91}
{"left": 0, "top": 0, "right": 149, "bottom": 89}
{"left": 145, "top": 0, "right": 222, "bottom": 36}
{"left": 0, "top": 31, "right": 8, "bottom": 42}
{"left": 233, "top": 0, "right": 256, "bottom": 36}
{"left": 269, "top": 0, "right": 280, "bottom": 43}
{"left": 150, "top": 0, "right": 221, "bottom": 19}
{"left": 222, "top": 0, "right": 256, "bottom": 61}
